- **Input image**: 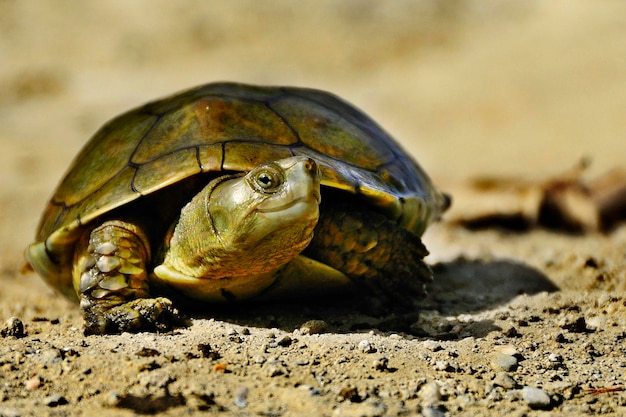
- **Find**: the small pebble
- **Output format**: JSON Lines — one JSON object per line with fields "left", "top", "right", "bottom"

{"left": 562, "top": 316, "right": 589, "bottom": 333}
{"left": 372, "top": 357, "right": 389, "bottom": 371}
{"left": 422, "top": 406, "right": 446, "bottom": 417}
{"left": 335, "top": 355, "right": 349, "bottom": 364}
{"left": 135, "top": 347, "right": 160, "bottom": 357}
{"left": 486, "top": 386, "right": 504, "bottom": 402}
{"left": 418, "top": 351, "right": 431, "bottom": 361}
{"left": 491, "top": 352, "right": 518, "bottom": 371}
{"left": 585, "top": 316, "right": 603, "bottom": 330}
{"left": 25, "top": 376, "right": 41, "bottom": 391}
{"left": 522, "top": 386, "right": 551, "bottom": 409}
{"left": 502, "top": 327, "right": 521, "bottom": 337}
{"left": 213, "top": 363, "right": 228, "bottom": 373}
{"left": 1, "top": 317, "right": 25, "bottom": 338}
{"left": 358, "top": 340, "right": 376, "bottom": 353}
{"left": 555, "top": 333, "right": 569, "bottom": 343}
{"left": 264, "top": 360, "right": 288, "bottom": 377}
{"left": 419, "top": 381, "right": 441, "bottom": 404}
{"left": 104, "top": 391, "right": 121, "bottom": 407}
{"left": 39, "top": 348, "right": 62, "bottom": 365}
{"left": 234, "top": 386, "right": 248, "bottom": 408}
{"left": 493, "top": 372, "right": 517, "bottom": 389}
{"left": 422, "top": 340, "right": 442, "bottom": 352}
{"left": 337, "top": 386, "right": 360, "bottom": 403}
{"left": 44, "top": 394, "right": 68, "bottom": 407}
{"left": 197, "top": 343, "right": 221, "bottom": 360}
{"left": 562, "top": 384, "right": 581, "bottom": 400}
{"left": 276, "top": 335, "right": 292, "bottom": 347}
{"left": 252, "top": 355, "right": 267, "bottom": 364}
{"left": 299, "top": 320, "right": 327, "bottom": 335}
{"left": 61, "top": 347, "right": 79, "bottom": 358}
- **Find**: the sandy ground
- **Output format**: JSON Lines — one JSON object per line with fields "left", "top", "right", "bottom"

{"left": 1, "top": 1, "right": 626, "bottom": 416}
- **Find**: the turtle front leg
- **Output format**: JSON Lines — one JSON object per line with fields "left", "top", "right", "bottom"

{"left": 73, "top": 220, "right": 179, "bottom": 334}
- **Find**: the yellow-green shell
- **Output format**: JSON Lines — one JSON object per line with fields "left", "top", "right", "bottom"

{"left": 33, "top": 83, "right": 448, "bottom": 297}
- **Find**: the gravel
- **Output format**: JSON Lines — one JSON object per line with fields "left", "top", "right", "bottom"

{"left": 43, "top": 394, "right": 68, "bottom": 407}
{"left": 491, "top": 352, "right": 519, "bottom": 371}
{"left": 521, "top": 387, "right": 552, "bottom": 409}
{"left": 1, "top": 317, "right": 25, "bottom": 338}
{"left": 2, "top": 2, "right": 625, "bottom": 416}
{"left": 419, "top": 381, "right": 442, "bottom": 405}
{"left": 493, "top": 372, "right": 517, "bottom": 389}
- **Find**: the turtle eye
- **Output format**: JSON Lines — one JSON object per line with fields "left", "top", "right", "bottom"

{"left": 250, "top": 165, "right": 283, "bottom": 193}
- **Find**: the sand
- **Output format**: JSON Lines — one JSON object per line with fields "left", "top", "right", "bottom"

{"left": 1, "top": 1, "right": 625, "bottom": 416}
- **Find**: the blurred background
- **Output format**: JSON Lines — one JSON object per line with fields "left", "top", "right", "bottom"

{"left": 1, "top": 0, "right": 624, "bottom": 267}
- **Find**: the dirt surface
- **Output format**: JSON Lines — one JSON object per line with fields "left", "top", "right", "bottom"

{"left": 1, "top": 1, "right": 625, "bottom": 416}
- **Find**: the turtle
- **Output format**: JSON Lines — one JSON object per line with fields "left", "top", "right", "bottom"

{"left": 26, "top": 82, "right": 450, "bottom": 334}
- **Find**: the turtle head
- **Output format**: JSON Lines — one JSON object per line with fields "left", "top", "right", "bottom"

{"left": 155, "top": 156, "right": 321, "bottom": 292}
{"left": 208, "top": 156, "right": 321, "bottom": 247}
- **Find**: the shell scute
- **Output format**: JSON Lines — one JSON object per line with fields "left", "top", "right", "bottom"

{"left": 57, "top": 113, "right": 157, "bottom": 207}
{"left": 269, "top": 95, "right": 395, "bottom": 170}
{"left": 130, "top": 103, "right": 207, "bottom": 165}
{"left": 222, "top": 141, "right": 293, "bottom": 172}
{"left": 132, "top": 148, "right": 201, "bottom": 194}
{"left": 198, "top": 98, "right": 298, "bottom": 147}
{"left": 67, "top": 168, "right": 138, "bottom": 227}
{"left": 198, "top": 144, "right": 224, "bottom": 172}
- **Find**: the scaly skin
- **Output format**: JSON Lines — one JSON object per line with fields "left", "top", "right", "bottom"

{"left": 305, "top": 203, "right": 432, "bottom": 307}
{"left": 73, "top": 220, "right": 178, "bottom": 334}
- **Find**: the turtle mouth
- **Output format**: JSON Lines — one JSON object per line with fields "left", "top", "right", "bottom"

{"left": 256, "top": 192, "right": 320, "bottom": 214}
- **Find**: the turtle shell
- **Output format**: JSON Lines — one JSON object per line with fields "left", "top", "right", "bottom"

{"left": 30, "top": 82, "right": 448, "bottom": 297}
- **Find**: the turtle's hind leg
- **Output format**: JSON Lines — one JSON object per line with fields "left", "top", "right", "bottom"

{"left": 74, "top": 220, "right": 179, "bottom": 334}
{"left": 305, "top": 204, "right": 432, "bottom": 308}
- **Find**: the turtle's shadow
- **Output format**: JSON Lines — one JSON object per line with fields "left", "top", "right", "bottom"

{"left": 425, "top": 258, "right": 559, "bottom": 316}
{"left": 188, "top": 258, "right": 557, "bottom": 340}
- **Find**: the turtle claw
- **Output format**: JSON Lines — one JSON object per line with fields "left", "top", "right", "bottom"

{"left": 82, "top": 297, "right": 181, "bottom": 335}
{"left": 73, "top": 220, "right": 184, "bottom": 334}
